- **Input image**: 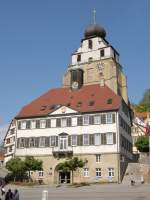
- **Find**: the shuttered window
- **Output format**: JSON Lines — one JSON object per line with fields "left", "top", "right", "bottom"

{"left": 106, "top": 133, "right": 113, "bottom": 144}
{"left": 94, "top": 115, "right": 101, "bottom": 124}
{"left": 94, "top": 133, "right": 101, "bottom": 145}
{"left": 31, "top": 120, "right": 36, "bottom": 129}
{"left": 67, "top": 118, "right": 72, "bottom": 127}
{"left": 56, "top": 118, "right": 61, "bottom": 127}
{"left": 51, "top": 119, "right": 56, "bottom": 127}
{"left": 21, "top": 121, "right": 26, "bottom": 129}
{"left": 50, "top": 136, "right": 56, "bottom": 146}
{"left": 83, "top": 115, "right": 89, "bottom": 125}
{"left": 71, "top": 135, "right": 77, "bottom": 146}
{"left": 46, "top": 119, "right": 51, "bottom": 128}
{"left": 77, "top": 135, "right": 83, "bottom": 146}
{"left": 39, "top": 137, "right": 45, "bottom": 147}
{"left": 101, "top": 114, "right": 106, "bottom": 124}
{"left": 77, "top": 116, "right": 83, "bottom": 126}
{"left": 36, "top": 120, "right": 40, "bottom": 129}
{"left": 61, "top": 118, "right": 67, "bottom": 127}
{"left": 83, "top": 134, "right": 89, "bottom": 145}
{"left": 26, "top": 121, "right": 31, "bottom": 129}
{"left": 40, "top": 120, "right": 46, "bottom": 128}
{"left": 89, "top": 116, "right": 94, "bottom": 125}
{"left": 29, "top": 138, "right": 35, "bottom": 147}
{"left": 106, "top": 113, "right": 113, "bottom": 124}
{"left": 101, "top": 134, "right": 106, "bottom": 144}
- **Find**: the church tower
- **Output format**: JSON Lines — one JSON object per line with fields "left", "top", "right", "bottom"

{"left": 63, "top": 12, "right": 128, "bottom": 103}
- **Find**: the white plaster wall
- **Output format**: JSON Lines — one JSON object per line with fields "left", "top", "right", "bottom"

{"left": 72, "top": 47, "right": 114, "bottom": 65}
{"left": 17, "top": 123, "right": 117, "bottom": 138}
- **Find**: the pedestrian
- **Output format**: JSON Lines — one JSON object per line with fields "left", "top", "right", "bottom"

{"left": 5, "top": 189, "right": 13, "bottom": 200}
{"left": 1, "top": 186, "right": 5, "bottom": 196}
{"left": 13, "top": 190, "right": 19, "bottom": 200}
{"left": 130, "top": 174, "right": 135, "bottom": 186}
{"left": 141, "top": 175, "right": 144, "bottom": 184}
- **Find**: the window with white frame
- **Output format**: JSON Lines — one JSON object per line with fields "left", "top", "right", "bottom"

{"left": 96, "top": 154, "right": 101, "bottom": 163}
{"left": 72, "top": 117, "right": 77, "bottom": 126}
{"left": 39, "top": 137, "right": 45, "bottom": 147}
{"left": 20, "top": 138, "right": 25, "bottom": 148}
{"left": 50, "top": 136, "right": 56, "bottom": 146}
{"left": 71, "top": 135, "right": 77, "bottom": 146}
{"left": 108, "top": 168, "right": 114, "bottom": 177}
{"left": 31, "top": 120, "right": 36, "bottom": 129}
{"left": 96, "top": 168, "right": 101, "bottom": 177}
{"left": 61, "top": 118, "right": 67, "bottom": 127}
{"left": 106, "top": 113, "right": 113, "bottom": 124}
{"left": 83, "top": 134, "right": 89, "bottom": 145}
{"left": 106, "top": 133, "right": 113, "bottom": 144}
{"left": 83, "top": 168, "right": 89, "bottom": 177}
{"left": 38, "top": 171, "right": 44, "bottom": 177}
{"left": 94, "top": 115, "right": 101, "bottom": 124}
{"left": 94, "top": 133, "right": 101, "bottom": 145}
{"left": 83, "top": 115, "right": 89, "bottom": 125}
{"left": 40, "top": 120, "right": 46, "bottom": 128}
{"left": 21, "top": 121, "right": 26, "bottom": 129}
{"left": 51, "top": 119, "right": 56, "bottom": 127}
{"left": 29, "top": 138, "right": 35, "bottom": 147}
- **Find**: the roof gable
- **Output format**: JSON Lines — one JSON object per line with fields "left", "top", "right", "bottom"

{"left": 50, "top": 106, "right": 78, "bottom": 115}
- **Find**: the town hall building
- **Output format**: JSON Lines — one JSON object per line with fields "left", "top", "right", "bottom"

{"left": 4, "top": 18, "right": 133, "bottom": 184}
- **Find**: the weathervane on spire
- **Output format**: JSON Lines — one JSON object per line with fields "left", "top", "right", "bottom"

{"left": 93, "top": 8, "right": 96, "bottom": 24}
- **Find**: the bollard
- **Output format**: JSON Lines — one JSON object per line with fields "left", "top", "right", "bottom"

{"left": 42, "top": 190, "right": 48, "bottom": 200}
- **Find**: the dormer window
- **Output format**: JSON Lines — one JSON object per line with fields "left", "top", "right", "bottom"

{"left": 100, "top": 49, "right": 105, "bottom": 57}
{"left": 88, "top": 39, "right": 93, "bottom": 49}
{"left": 77, "top": 54, "right": 81, "bottom": 62}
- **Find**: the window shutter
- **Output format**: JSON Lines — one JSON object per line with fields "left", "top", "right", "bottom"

{"left": 18, "top": 121, "right": 21, "bottom": 130}
{"left": 77, "top": 135, "right": 83, "bottom": 146}
{"left": 77, "top": 116, "right": 83, "bottom": 126}
{"left": 101, "top": 134, "right": 106, "bottom": 144}
{"left": 113, "top": 133, "right": 116, "bottom": 144}
{"left": 26, "top": 121, "right": 31, "bottom": 129}
{"left": 89, "top": 116, "right": 94, "bottom": 125}
{"left": 112, "top": 113, "right": 116, "bottom": 123}
{"left": 68, "top": 135, "right": 71, "bottom": 146}
{"left": 90, "top": 134, "right": 94, "bottom": 145}
{"left": 67, "top": 118, "right": 72, "bottom": 127}
{"left": 101, "top": 114, "right": 106, "bottom": 124}
{"left": 55, "top": 136, "right": 58, "bottom": 146}
{"left": 45, "top": 137, "right": 50, "bottom": 147}
{"left": 35, "top": 138, "right": 39, "bottom": 147}
{"left": 56, "top": 119, "right": 61, "bottom": 127}
{"left": 46, "top": 119, "right": 51, "bottom": 128}
{"left": 17, "top": 138, "right": 20, "bottom": 148}
{"left": 36, "top": 120, "right": 40, "bottom": 129}
{"left": 25, "top": 138, "right": 29, "bottom": 148}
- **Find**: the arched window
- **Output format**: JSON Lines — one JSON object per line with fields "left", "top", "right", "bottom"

{"left": 88, "top": 39, "right": 93, "bottom": 49}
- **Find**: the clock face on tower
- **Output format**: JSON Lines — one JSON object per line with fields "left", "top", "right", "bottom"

{"left": 72, "top": 81, "right": 79, "bottom": 89}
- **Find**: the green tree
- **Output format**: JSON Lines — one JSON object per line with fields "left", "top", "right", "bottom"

{"left": 135, "top": 135, "right": 149, "bottom": 152}
{"left": 135, "top": 89, "right": 150, "bottom": 112}
{"left": 56, "top": 157, "right": 85, "bottom": 184}
{"left": 24, "top": 156, "right": 43, "bottom": 180}
{"left": 6, "top": 157, "right": 25, "bottom": 181}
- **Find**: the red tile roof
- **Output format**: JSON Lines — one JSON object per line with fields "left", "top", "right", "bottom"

{"left": 16, "top": 84, "right": 122, "bottom": 118}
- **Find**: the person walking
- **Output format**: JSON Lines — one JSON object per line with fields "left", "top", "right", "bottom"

{"left": 5, "top": 189, "right": 13, "bottom": 200}
{"left": 13, "top": 190, "right": 19, "bottom": 200}
{"left": 1, "top": 185, "right": 5, "bottom": 196}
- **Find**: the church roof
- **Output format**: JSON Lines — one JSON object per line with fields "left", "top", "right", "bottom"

{"left": 16, "top": 84, "right": 122, "bottom": 119}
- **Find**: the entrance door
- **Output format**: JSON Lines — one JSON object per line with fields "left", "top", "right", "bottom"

{"left": 59, "top": 172, "right": 70, "bottom": 184}
{"left": 59, "top": 136, "right": 68, "bottom": 150}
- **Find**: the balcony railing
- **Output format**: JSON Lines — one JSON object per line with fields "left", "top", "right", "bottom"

{"left": 52, "top": 146, "right": 73, "bottom": 157}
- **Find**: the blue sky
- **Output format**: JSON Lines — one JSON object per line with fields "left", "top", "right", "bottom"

{"left": 0, "top": 0, "right": 150, "bottom": 125}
